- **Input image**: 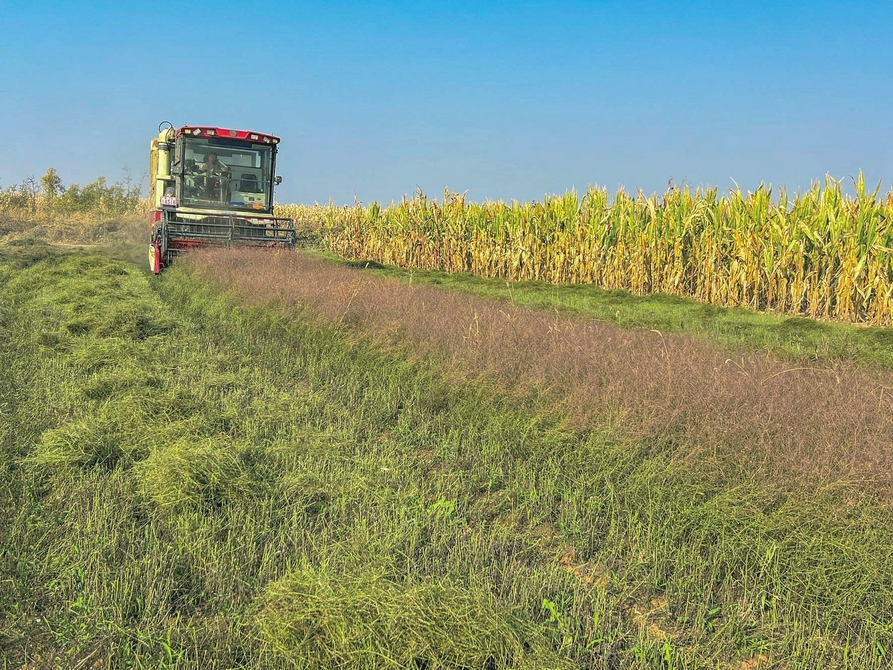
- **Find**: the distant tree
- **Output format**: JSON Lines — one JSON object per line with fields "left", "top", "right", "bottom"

{"left": 40, "top": 168, "right": 63, "bottom": 200}
{"left": 1, "top": 168, "right": 143, "bottom": 218}
{"left": 23, "top": 176, "right": 40, "bottom": 212}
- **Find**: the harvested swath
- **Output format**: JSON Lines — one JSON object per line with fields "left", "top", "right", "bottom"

{"left": 319, "top": 177, "right": 893, "bottom": 325}
{"left": 135, "top": 436, "right": 259, "bottom": 509}
{"left": 188, "top": 248, "right": 893, "bottom": 491}
{"left": 255, "top": 564, "right": 573, "bottom": 670}
{"left": 28, "top": 411, "right": 146, "bottom": 472}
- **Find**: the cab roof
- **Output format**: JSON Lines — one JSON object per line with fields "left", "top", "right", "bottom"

{"left": 175, "top": 125, "right": 280, "bottom": 144}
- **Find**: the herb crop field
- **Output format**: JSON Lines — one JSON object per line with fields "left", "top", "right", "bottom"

{"left": 1, "top": 238, "right": 892, "bottom": 669}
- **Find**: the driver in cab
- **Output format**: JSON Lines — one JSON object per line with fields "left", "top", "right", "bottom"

{"left": 196, "top": 152, "right": 230, "bottom": 176}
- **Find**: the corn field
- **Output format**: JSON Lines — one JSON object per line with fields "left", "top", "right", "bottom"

{"left": 319, "top": 175, "right": 893, "bottom": 326}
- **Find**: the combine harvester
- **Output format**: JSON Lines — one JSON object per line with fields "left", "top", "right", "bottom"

{"left": 148, "top": 121, "right": 296, "bottom": 273}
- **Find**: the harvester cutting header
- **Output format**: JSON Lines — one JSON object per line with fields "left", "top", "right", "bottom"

{"left": 148, "top": 121, "right": 296, "bottom": 273}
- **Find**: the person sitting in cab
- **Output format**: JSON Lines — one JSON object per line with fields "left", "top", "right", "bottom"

{"left": 191, "top": 152, "right": 231, "bottom": 201}
{"left": 196, "top": 152, "right": 230, "bottom": 176}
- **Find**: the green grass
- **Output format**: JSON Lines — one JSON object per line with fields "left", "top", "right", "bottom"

{"left": 322, "top": 254, "right": 893, "bottom": 369}
{"left": 1, "top": 240, "right": 892, "bottom": 668}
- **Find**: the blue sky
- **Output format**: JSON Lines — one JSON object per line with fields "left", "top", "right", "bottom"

{"left": 2, "top": 0, "right": 891, "bottom": 204}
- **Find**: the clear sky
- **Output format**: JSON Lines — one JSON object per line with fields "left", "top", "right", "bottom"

{"left": 2, "top": 0, "right": 891, "bottom": 204}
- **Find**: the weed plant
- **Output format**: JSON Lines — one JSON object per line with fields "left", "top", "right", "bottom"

{"left": 1, "top": 241, "right": 892, "bottom": 669}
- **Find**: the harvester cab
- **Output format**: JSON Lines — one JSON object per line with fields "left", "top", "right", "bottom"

{"left": 148, "top": 121, "right": 296, "bottom": 273}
